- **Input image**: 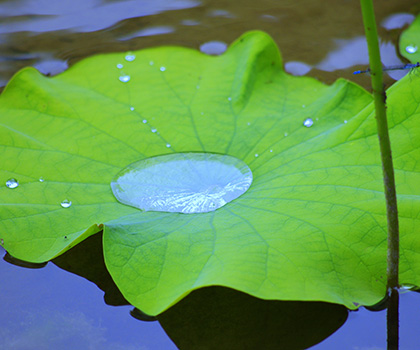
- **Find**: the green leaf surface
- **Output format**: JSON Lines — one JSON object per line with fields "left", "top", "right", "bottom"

{"left": 1, "top": 31, "right": 420, "bottom": 315}
{"left": 399, "top": 13, "right": 420, "bottom": 62}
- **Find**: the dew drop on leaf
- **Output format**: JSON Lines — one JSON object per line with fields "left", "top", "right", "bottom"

{"left": 116, "top": 63, "right": 123, "bottom": 69}
{"left": 39, "top": 177, "right": 45, "bottom": 182}
{"left": 60, "top": 199, "right": 72, "bottom": 208}
{"left": 160, "top": 66, "right": 166, "bottom": 72}
{"left": 111, "top": 153, "right": 253, "bottom": 213}
{"left": 125, "top": 53, "right": 136, "bottom": 62}
{"left": 406, "top": 45, "right": 418, "bottom": 54}
{"left": 119, "top": 75, "right": 131, "bottom": 83}
{"left": 6, "top": 178, "right": 18, "bottom": 189}
{"left": 303, "top": 118, "right": 314, "bottom": 127}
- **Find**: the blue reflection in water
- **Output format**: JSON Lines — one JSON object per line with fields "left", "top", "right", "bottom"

{"left": 0, "top": 247, "right": 177, "bottom": 350}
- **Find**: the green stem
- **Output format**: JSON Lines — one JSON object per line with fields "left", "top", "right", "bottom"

{"left": 358, "top": 0, "right": 399, "bottom": 348}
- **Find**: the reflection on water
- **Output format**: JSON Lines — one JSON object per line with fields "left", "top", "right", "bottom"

{"left": 0, "top": 0, "right": 418, "bottom": 89}
{"left": 0, "top": 0, "right": 200, "bottom": 33}
{"left": 0, "top": 246, "right": 177, "bottom": 350}
{"left": 3, "top": 239, "right": 420, "bottom": 349}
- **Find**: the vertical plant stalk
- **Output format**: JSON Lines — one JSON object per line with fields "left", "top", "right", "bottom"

{"left": 359, "top": 0, "right": 400, "bottom": 349}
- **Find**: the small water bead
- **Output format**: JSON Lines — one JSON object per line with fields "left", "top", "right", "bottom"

{"left": 117, "top": 63, "right": 123, "bottom": 69}
{"left": 130, "top": 106, "right": 135, "bottom": 111}
{"left": 6, "top": 178, "right": 19, "bottom": 189}
{"left": 60, "top": 199, "right": 72, "bottom": 208}
{"left": 270, "top": 149, "right": 273, "bottom": 153}
{"left": 160, "top": 66, "right": 166, "bottom": 72}
{"left": 125, "top": 53, "right": 136, "bottom": 62}
{"left": 149, "top": 61, "right": 154, "bottom": 66}
{"left": 119, "top": 75, "right": 131, "bottom": 83}
{"left": 247, "top": 122, "right": 251, "bottom": 126}
{"left": 254, "top": 154, "right": 259, "bottom": 157}
{"left": 303, "top": 118, "right": 314, "bottom": 127}
{"left": 227, "top": 97, "right": 232, "bottom": 101}
{"left": 284, "top": 132, "right": 288, "bottom": 137}
{"left": 151, "top": 128, "right": 157, "bottom": 133}
{"left": 39, "top": 177, "right": 45, "bottom": 182}
{"left": 142, "top": 119, "right": 147, "bottom": 124}
{"left": 166, "top": 143, "right": 171, "bottom": 148}
{"left": 406, "top": 45, "right": 418, "bottom": 54}
{"left": 344, "top": 120, "right": 348, "bottom": 124}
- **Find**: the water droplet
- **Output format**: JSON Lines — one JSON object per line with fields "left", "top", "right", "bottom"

{"left": 247, "top": 122, "right": 251, "bottom": 126}
{"left": 149, "top": 61, "right": 154, "bottom": 66}
{"left": 270, "top": 149, "right": 273, "bottom": 153}
{"left": 227, "top": 97, "right": 232, "bottom": 101}
{"left": 117, "top": 63, "right": 123, "bottom": 69}
{"left": 200, "top": 112, "right": 204, "bottom": 115}
{"left": 160, "top": 66, "right": 166, "bottom": 72}
{"left": 406, "top": 45, "right": 418, "bottom": 54}
{"left": 130, "top": 106, "right": 135, "bottom": 111}
{"left": 6, "top": 178, "right": 18, "bottom": 189}
{"left": 344, "top": 120, "right": 348, "bottom": 124}
{"left": 142, "top": 119, "right": 147, "bottom": 124}
{"left": 111, "top": 153, "right": 253, "bottom": 214}
{"left": 166, "top": 143, "right": 171, "bottom": 148}
{"left": 196, "top": 85, "right": 200, "bottom": 89}
{"left": 303, "top": 118, "right": 314, "bottom": 127}
{"left": 119, "top": 75, "right": 131, "bottom": 83}
{"left": 284, "top": 132, "right": 288, "bottom": 137}
{"left": 302, "top": 104, "right": 306, "bottom": 108}
{"left": 60, "top": 199, "right": 72, "bottom": 208}
{"left": 399, "top": 284, "right": 418, "bottom": 292}
{"left": 151, "top": 128, "right": 157, "bottom": 133}
{"left": 254, "top": 154, "right": 259, "bottom": 157}
{"left": 64, "top": 235, "right": 68, "bottom": 240}
{"left": 39, "top": 177, "right": 45, "bottom": 182}
{"left": 125, "top": 53, "right": 136, "bottom": 61}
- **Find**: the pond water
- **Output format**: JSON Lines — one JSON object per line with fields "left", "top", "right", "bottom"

{"left": 1, "top": 0, "right": 420, "bottom": 348}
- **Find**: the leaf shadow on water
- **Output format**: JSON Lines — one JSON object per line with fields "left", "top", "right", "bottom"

{"left": 4, "top": 231, "right": 348, "bottom": 349}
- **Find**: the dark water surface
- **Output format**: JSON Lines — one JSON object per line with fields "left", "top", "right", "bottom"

{"left": 1, "top": 0, "right": 420, "bottom": 349}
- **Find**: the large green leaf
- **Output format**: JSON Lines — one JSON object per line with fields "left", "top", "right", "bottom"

{"left": 1, "top": 31, "right": 420, "bottom": 316}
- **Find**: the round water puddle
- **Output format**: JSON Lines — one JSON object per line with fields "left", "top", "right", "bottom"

{"left": 111, "top": 153, "right": 253, "bottom": 214}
